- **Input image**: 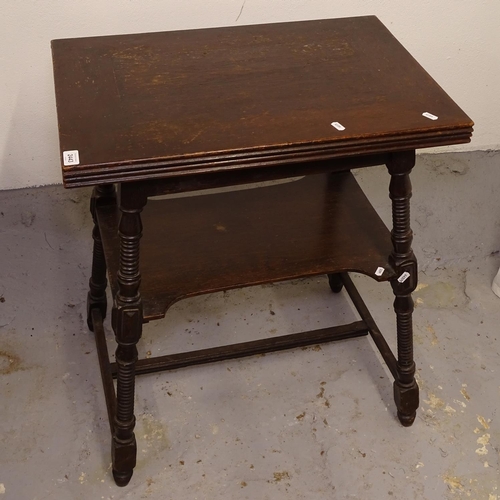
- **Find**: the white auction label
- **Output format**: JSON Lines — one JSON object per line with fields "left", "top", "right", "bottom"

{"left": 422, "top": 112, "right": 438, "bottom": 121}
{"left": 63, "top": 150, "right": 80, "bottom": 166}
{"left": 398, "top": 271, "right": 411, "bottom": 283}
{"left": 375, "top": 267, "right": 385, "bottom": 277}
{"left": 331, "top": 122, "right": 345, "bottom": 131}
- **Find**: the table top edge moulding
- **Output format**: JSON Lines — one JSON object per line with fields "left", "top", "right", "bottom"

{"left": 51, "top": 15, "right": 473, "bottom": 188}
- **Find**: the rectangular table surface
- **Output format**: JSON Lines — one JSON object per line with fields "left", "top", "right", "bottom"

{"left": 52, "top": 16, "right": 473, "bottom": 186}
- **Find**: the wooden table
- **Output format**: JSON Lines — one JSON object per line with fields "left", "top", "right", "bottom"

{"left": 51, "top": 16, "right": 473, "bottom": 486}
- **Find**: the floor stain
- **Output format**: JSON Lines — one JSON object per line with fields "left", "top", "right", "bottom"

{"left": 444, "top": 405, "right": 456, "bottom": 415}
{"left": 316, "top": 386, "right": 330, "bottom": 407}
{"left": 442, "top": 472, "right": 498, "bottom": 499}
{"left": 426, "top": 324, "right": 439, "bottom": 345}
{"left": 302, "top": 344, "right": 322, "bottom": 352}
{"left": 273, "top": 471, "right": 290, "bottom": 482}
{"left": 442, "top": 473, "right": 464, "bottom": 491}
{"left": 0, "top": 350, "right": 21, "bottom": 375}
{"left": 137, "top": 413, "right": 170, "bottom": 467}
{"left": 476, "top": 434, "right": 490, "bottom": 455}
{"left": 424, "top": 393, "right": 445, "bottom": 410}
{"left": 477, "top": 415, "right": 490, "bottom": 430}
{"left": 460, "top": 388, "right": 471, "bottom": 401}
{"left": 413, "top": 281, "right": 466, "bottom": 309}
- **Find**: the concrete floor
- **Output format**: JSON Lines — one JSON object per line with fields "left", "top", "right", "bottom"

{"left": 0, "top": 151, "right": 499, "bottom": 499}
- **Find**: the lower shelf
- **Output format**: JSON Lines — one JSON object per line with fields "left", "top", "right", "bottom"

{"left": 97, "top": 171, "right": 395, "bottom": 321}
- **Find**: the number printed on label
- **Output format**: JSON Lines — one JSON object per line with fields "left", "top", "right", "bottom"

{"left": 63, "top": 150, "right": 80, "bottom": 166}
{"left": 375, "top": 267, "right": 385, "bottom": 277}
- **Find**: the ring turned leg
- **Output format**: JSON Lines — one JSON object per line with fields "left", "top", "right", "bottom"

{"left": 111, "top": 186, "right": 146, "bottom": 486}
{"left": 387, "top": 151, "right": 419, "bottom": 426}
{"left": 87, "top": 184, "right": 116, "bottom": 331}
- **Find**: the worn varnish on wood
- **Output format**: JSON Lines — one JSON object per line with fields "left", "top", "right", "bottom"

{"left": 51, "top": 16, "right": 473, "bottom": 487}
{"left": 51, "top": 16, "right": 472, "bottom": 187}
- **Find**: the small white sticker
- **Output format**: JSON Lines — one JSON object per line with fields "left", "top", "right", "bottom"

{"left": 331, "top": 121, "right": 345, "bottom": 131}
{"left": 398, "top": 271, "right": 411, "bottom": 283}
{"left": 422, "top": 112, "right": 438, "bottom": 121}
{"left": 63, "top": 150, "right": 80, "bottom": 166}
{"left": 375, "top": 267, "right": 385, "bottom": 277}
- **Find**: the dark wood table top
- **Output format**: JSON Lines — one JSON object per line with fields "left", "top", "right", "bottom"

{"left": 52, "top": 16, "right": 473, "bottom": 187}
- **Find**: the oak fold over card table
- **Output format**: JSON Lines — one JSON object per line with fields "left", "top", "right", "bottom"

{"left": 51, "top": 16, "right": 473, "bottom": 486}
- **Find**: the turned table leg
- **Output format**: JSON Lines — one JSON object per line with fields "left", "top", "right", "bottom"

{"left": 111, "top": 185, "right": 146, "bottom": 486}
{"left": 87, "top": 184, "right": 116, "bottom": 331}
{"left": 387, "top": 151, "right": 419, "bottom": 426}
